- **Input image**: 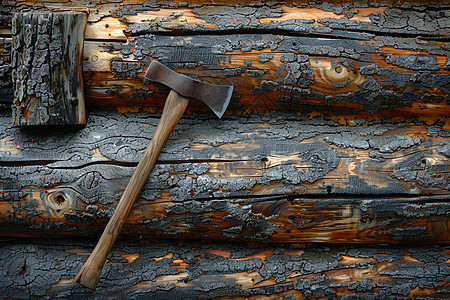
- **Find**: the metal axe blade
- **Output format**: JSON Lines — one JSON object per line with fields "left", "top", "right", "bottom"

{"left": 145, "top": 60, "right": 233, "bottom": 118}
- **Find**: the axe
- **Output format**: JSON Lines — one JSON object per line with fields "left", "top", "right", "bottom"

{"left": 75, "top": 61, "right": 233, "bottom": 289}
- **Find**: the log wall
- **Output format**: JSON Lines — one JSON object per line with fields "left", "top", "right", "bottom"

{"left": 0, "top": 0, "right": 449, "bottom": 298}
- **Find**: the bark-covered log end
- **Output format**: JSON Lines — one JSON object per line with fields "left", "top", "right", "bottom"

{"left": 11, "top": 12, "right": 87, "bottom": 127}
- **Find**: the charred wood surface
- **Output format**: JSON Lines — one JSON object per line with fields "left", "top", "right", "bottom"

{"left": 10, "top": 12, "right": 87, "bottom": 126}
{"left": 0, "top": 1, "right": 449, "bottom": 297}
{"left": 0, "top": 1, "right": 449, "bottom": 121}
{"left": 0, "top": 238, "right": 449, "bottom": 299}
{"left": 1, "top": 109, "right": 449, "bottom": 244}
{"left": 0, "top": 38, "right": 12, "bottom": 109}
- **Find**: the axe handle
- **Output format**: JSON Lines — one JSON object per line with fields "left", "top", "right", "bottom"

{"left": 75, "top": 90, "right": 190, "bottom": 290}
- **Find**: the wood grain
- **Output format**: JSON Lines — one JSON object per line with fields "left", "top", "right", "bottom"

{"left": 0, "top": 1, "right": 449, "bottom": 297}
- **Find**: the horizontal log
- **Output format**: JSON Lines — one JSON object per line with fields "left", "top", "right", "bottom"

{"left": 1, "top": 1, "right": 449, "bottom": 119}
{"left": 1, "top": 238, "right": 449, "bottom": 298}
{"left": 5, "top": 1, "right": 450, "bottom": 38}
{"left": 84, "top": 36, "right": 449, "bottom": 120}
{"left": 1, "top": 191, "right": 449, "bottom": 244}
{"left": 1, "top": 110, "right": 448, "bottom": 196}
{"left": 1, "top": 35, "right": 449, "bottom": 119}
{"left": 1, "top": 109, "right": 449, "bottom": 243}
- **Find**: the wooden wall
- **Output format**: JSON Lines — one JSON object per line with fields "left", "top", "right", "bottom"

{"left": 0, "top": 0, "right": 449, "bottom": 298}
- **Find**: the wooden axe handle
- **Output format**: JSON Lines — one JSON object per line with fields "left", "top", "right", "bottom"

{"left": 75, "top": 90, "right": 189, "bottom": 290}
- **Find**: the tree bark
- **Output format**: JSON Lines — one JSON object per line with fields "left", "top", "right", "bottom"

{"left": 10, "top": 12, "right": 87, "bottom": 126}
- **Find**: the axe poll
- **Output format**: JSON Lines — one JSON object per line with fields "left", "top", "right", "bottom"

{"left": 75, "top": 61, "right": 233, "bottom": 290}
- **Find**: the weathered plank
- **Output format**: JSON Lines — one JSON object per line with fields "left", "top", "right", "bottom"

{"left": 1, "top": 1, "right": 448, "bottom": 120}
{"left": 1, "top": 109, "right": 449, "bottom": 243}
{"left": 1, "top": 238, "right": 449, "bottom": 298}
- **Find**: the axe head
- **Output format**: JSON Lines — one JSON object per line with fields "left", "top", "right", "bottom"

{"left": 145, "top": 60, "right": 233, "bottom": 118}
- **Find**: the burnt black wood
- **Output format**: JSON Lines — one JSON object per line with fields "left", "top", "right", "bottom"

{"left": 11, "top": 12, "right": 87, "bottom": 126}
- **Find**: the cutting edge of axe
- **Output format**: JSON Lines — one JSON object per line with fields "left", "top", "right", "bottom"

{"left": 74, "top": 60, "right": 233, "bottom": 290}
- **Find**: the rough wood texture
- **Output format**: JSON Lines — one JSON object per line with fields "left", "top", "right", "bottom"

{"left": 11, "top": 12, "right": 87, "bottom": 126}
{"left": 0, "top": 1, "right": 14, "bottom": 109}
{"left": 0, "top": 1, "right": 448, "bottom": 121}
{"left": 0, "top": 39, "right": 11, "bottom": 109}
{"left": 1, "top": 238, "right": 449, "bottom": 298}
{"left": 1, "top": 109, "right": 449, "bottom": 244}
{"left": 0, "top": 1, "right": 449, "bottom": 297}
